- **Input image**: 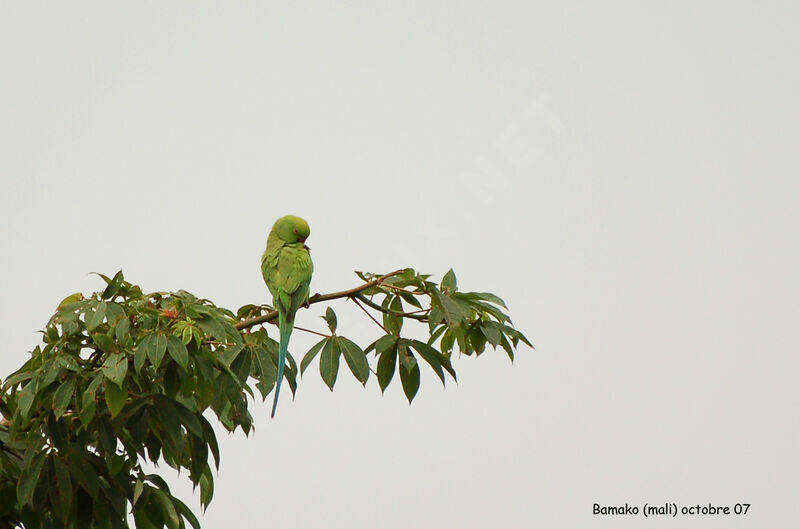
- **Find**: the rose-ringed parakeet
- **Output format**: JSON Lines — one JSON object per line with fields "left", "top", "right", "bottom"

{"left": 261, "top": 215, "right": 313, "bottom": 417}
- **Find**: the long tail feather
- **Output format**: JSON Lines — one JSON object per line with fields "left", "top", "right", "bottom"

{"left": 271, "top": 310, "right": 293, "bottom": 418}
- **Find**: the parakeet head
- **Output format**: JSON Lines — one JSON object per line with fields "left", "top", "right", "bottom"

{"left": 272, "top": 215, "right": 311, "bottom": 243}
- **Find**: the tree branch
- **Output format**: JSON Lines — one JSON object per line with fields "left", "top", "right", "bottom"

{"left": 234, "top": 270, "right": 406, "bottom": 331}
{"left": 353, "top": 294, "right": 430, "bottom": 321}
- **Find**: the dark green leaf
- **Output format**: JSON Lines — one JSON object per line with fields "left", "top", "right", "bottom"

{"left": 324, "top": 307, "right": 337, "bottom": 333}
{"left": 480, "top": 321, "right": 502, "bottom": 347}
{"left": 67, "top": 447, "right": 99, "bottom": 498}
{"left": 432, "top": 290, "right": 469, "bottom": 326}
{"left": 1, "top": 370, "right": 34, "bottom": 392}
{"left": 101, "top": 352, "right": 128, "bottom": 387}
{"left": 460, "top": 291, "right": 507, "bottom": 308}
{"left": 382, "top": 296, "right": 403, "bottom": 335}
{"left": 91, "top": 332, "right": 116, "bottom": 353}
{"left": 115, "top": 317, "right": 131, "bottom": 343}
{"left": 440, "top": 329, "right": 455, "bottom": 355}
{"left": 398, "top": 345, "right": 420, "bottom": 404}
{"left": 410, "top": 339, "right": 457, "bottom": 383}
{"left": 253, "top": 346, "right": 276, "bottom": 401}
{"left": 17, "top": 380, "right": 37, "bottom": 421}
{"left": 16, "top": 451, "right": 46, "bottom": 506}
{"left": 441, "top": 268, "right": 457, "bottom": 293}
{"left": 79, "top": 396, "right": 97, "bottom": 427}
{"left": 52, "top": 376, "right": 76, "bottom": 418}
{"left": 166, "top": 336, "right": 189, "bottom": 370}
{"left": 200, "top": 415, "right": 220, "bottom": 469}
{"left": 160, "top": 396, "right": 203, "bottom": 438}
{"left": 86, "top": 301, "right": 107, "bottom": 331}
{"left": 338, "top": 337, "right": 369, "bottom": 385}
{"left": 319, "top": 338, "right": 340, "bottom": 391}
{"left": 102, "top": 270, "right": 125, "bottom": 299}
{"left": 199, "top": 465, "right": 214, "bottom": 510}
{"left": 300, "top": 338, "right": 327, "bottom": 376}
{"left": 104, "top": 378, "right": 127, "bottom": 418}
{"left": 399, "top": 291, "right": 423, "bottom": 309}
{"left": 135, "top": 334, "right": 155, "bottom": 373}
{"left": 499, "top": 333, "right": 514, "bottom": 362}
{"left": 376, "top": 343, "right": 397, "bottom": 393}
{"left": 148, "top": 334, "right": 167, "bottom": 370}
{"left": 52, "top": 455, "right": 72, "bottom": 521}
{"left": 172, "top": 495, "right": 201, "bottom": 529}
{"left": 196, "top": 316, "right": 226, "bottom": 343}
{"left": 151, "top": 488, "right": 181, "bottom": 529}
{"left": 220, "top": 343, "right": 244, "bottom": 367}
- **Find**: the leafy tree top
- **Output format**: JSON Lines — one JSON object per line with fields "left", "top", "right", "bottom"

{"left": 0, "top": 268, "right": 530, "bottom": 529}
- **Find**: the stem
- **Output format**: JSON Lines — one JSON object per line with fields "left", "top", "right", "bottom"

{"left": 234, "top": 270, "right": 405, "bottom": 330}
{"left": 294, "top": 326, "right": 331, "bottom": 339}
{"left": 353, "top": 294, "right": 429, "bottom": 321}
{"left": 352, "top": 296, "right": 390, "bottom": 333}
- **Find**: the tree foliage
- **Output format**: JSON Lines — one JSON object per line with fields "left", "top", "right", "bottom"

{"left": 0, "top": 268, "right": 530, "bottom": 528}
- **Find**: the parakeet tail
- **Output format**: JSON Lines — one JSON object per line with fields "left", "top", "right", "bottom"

{"left": 271, "top": 310, "right": 293, "bottom": 418}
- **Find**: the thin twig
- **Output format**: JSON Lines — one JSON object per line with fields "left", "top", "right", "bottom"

{"left": 234, "top": 270, "right": 405, "bottom": 330}
{"left": 353, "top": 294, "right": 429, "bottom": 321}
{"left": 294, "top": 326, "right": 331, "bottom": 339}
{"left": 352, "top": 296, "right": 390, "bottom": 333}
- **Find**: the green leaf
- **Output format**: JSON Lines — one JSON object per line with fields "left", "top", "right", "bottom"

{"left": 382, "top": 296, "right": 403, "bottom": 335}
{"left": 499, "top": 333, "right": 514, "bottom": 362}
{"left": 319, "top": 338, "right": 340, "bottom": 390}
{"left": 253, "top": 346, "right": 276, "bottom": 401}
{"left": 17, "top": 380, "right": 36, "bottom": 421}
{"left": 86, "top": 301, "right": 107, "bottom": 331}
{"left": 199, "top": 465, "right": 214, "bottom": 510}
{"left": 52, "top": 455, "right": 73, "bottom": 521}
{"left": 91, "top": 332, "right": 116, "bottom": 353}
{"left": 16, "top": 450, "right": 46, "bottom": 506}
{"left": 196, "top": 316, "right": 227, "bottom": 343}
{"left": 114, "top": 318, "right": 131, "bottom": 344}
{"left": 300, "top": 338, "right": 327, "bottom": 376}
{"left": 102, "top": 270, "right": 125, "bottom": 299}
{"left": 220, "top": 343, "right": 244, "bottom": 367}
{"left": 398, "top": 344, "right": 420, "bottom": 404}
{"left": 441, "top": 268, "right": 457, "bottom": 293}
{"left": 338, "top": 337, "right": 369, "bottom": 385}
{"left": 159, "top": 396, "right": 203, "bottom": 438}
{"left": 151, "top": 488, "right": 181, "bottom": 529}
{"left": 172, "top": 495, "right": 201, "bottom": 529}
{"left": 200, "top": 415, "right": 221, "bottom": 469}
{"left": 410, "top": 339, "right": 457, "bottom": 384}
{"left": 52, "top": 376, "right": 76, "bottom": 418}
{"left": 148, "top": 334, "right": 167, "bottom": 370}
{"left": 133, "top": 480, "right": 145, "bottom": 506}
{"left": 104, "top": 378, "right": 127, "bottom": 418}
{"left": 376, "top": 342, "right": 397, "bottom": 393}
{"left": 1, "top": 370, "right": 34, "bottom": 392}
{"left": 67, "top": 447, "right": 99, "bottom": 498}
{"left": 166, "top": 336, "right": 189, "bottom": 370}
{"left": 323, "top": 307, "right": 337, "bottom": 333}
{"left": 432, "top": 289, "right": 470, "bottom": 326}
{"left": 480, "top": 321, "right": 502, "bottom": 348}
{"left": 79, "top": 375, "right": 103, "bottom": 427}
{"left": 101, "top": 352, "right": 128, "bottom": 388}
{"left": 461, "top": 291, "right": 507, "bottom": 309}
{"left": 135, "top": 334, "right": 154, "bottom": 373}
{"left": 79, "top": 395, "right": 97, "bottom": 427}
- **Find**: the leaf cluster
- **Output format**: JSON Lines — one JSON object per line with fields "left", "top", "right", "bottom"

{"left": 0, "top": 268, "right": 530, "bottom": 529}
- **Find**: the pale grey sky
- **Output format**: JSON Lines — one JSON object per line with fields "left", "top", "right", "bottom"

{"left": 2, "top": 2, "right": 799, "bottom": 528}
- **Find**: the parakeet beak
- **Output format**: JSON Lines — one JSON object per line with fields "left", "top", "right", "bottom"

{"left": 299, "top": 237, "right": 307, "bottom": 243}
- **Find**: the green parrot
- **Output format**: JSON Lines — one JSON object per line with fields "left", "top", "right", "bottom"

{"left": 261, "top": 215, "right": 313, "bottom": 418}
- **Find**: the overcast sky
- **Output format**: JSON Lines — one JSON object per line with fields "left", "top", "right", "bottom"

{"left": 2, "top": 2, "right": 799, "bottom": 528}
